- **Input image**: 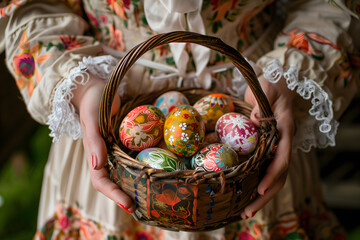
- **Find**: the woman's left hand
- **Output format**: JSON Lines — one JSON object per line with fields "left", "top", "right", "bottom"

{"left": 241, "top": 75, "right": 296, "bottom": 219}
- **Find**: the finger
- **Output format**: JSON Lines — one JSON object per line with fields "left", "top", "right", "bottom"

{"left": 257, "top": 113, "right": 293, "bottom": 195}
{"left": 89, "top": 163, "right": 136, "bottom": 213}
{"left": 241, "top": 171, "right": 287, "bottom": 219}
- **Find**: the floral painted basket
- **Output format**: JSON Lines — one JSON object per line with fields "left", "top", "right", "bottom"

{"left": 99, "top": 31, "right": 279, "bottom": 231}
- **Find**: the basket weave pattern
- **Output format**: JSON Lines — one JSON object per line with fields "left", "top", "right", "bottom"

{"left": 100, "top": 31, "right": 279, "bottom": 231}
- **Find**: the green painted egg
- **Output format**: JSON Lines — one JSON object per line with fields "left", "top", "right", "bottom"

{"left": 136, "top": 147, "right": 186, "bottom": 171}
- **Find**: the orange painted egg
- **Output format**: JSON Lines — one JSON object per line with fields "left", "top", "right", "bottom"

{"left": 215, "top": 112, "right": 258, "bottom": 155}
{"left": 191, "top": 144, "right": 239, "bottom": 172}
{"left": 136, "top": 148, "right": 186, "bottom": 171}
{"left": 153, "top": 91, "right": 190, "bottom": 117}
{"left": 119, "top": 105, "right": 165, "bottom": 151}
{"left": 193, "top": 93, "right": 234, "bottom": 131}
{"left": 164, "top": 105, "right": 205, "bottom": 157}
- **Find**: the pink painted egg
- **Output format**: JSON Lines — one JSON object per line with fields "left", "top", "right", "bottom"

{"left": 215, "top": 113, "right": 258, "bottom": 155}
{"left": 119, "top": 105, "right": 165, "bottom": 151}
{"left": 193, "top": 93, "right": 234, "bottom": 131}
{"left": 164, "top": 105, "right": 205, "bottom": 157}
{"left": 191, "top": 144, "right": 239, "bottom": 172}
{"left": 153, "top": 91, "right": 190, "bottom": 117}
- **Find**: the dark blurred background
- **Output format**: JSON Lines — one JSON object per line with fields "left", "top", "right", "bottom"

{"left": 0, "top": 51, "right": 359, "bottom": 240}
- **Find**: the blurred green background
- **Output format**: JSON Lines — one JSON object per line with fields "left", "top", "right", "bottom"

{"left": 1, "top": 52, "right": 360, "bottom": 240}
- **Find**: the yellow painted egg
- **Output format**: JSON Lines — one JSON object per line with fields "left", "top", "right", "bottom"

{"left": 191, "top": 144, "right": 239, "bottom": 172}
{"left": 153, "top": 91, "right": 190, "bottom": 117}
{"left": 119, "top": 105, "right": 165, "bottom": 151}
{"left": 136, "top": 148, "right": 186, "bottom": 171}
{"left": 164, "top": 105, "right": 205, "bottom": 157}
{"left": 193, "top": 93, "right": 234, "bottom": 131}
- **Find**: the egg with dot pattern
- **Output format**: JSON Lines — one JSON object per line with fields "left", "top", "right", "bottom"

{"left": 164, "top": 105, "right": 205, "bottom": 157}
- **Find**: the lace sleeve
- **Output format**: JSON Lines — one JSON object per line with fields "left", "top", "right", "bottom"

{"left": 262, "top": 59, "right": 338, "bottom": 152}
{"left": 47, "top": 55, "right": 118, "bottom": 142}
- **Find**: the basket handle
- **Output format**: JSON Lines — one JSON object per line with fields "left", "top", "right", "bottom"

{"left": 100, "top": 31, "right": 275, "bottom": 141}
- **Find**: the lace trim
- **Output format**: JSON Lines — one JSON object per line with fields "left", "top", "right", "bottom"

{"left": 47, "top": 55, "right": 118, "bottom": 142}
{"left": 262, "top": 59, "right": 338, "bottom": 152}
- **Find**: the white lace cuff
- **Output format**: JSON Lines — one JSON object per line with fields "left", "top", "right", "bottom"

{"left": 47, "top": 55, "right": 118, "bottom": 142}
{"left": 262, "top": 59, "right": 338, "bottom": 152}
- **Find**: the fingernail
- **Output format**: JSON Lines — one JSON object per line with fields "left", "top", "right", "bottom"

{"left": 244, "top": 215, "right": 248, "bottom": 220}
{"left": 251, "top": 211, "right": 257, "bottom": 217}
{"left": 117, "top": 202, "right": 130, "bottom": 214}
{"left": 263, "top": 188, "right": 268, "bottom": 196}
{"left": 92, "top": 154, "right": 97, "bottom": 169}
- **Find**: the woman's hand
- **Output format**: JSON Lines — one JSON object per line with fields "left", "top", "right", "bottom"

{"left": 71, "top": 75, "right": 135, "bottom": 213}
{"left": 242, "top": 75, "right": 295, "bottom": 219}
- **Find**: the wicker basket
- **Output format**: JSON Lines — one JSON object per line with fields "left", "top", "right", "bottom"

{"left": 99, "top": 31, "right": 279, "bottom": 231}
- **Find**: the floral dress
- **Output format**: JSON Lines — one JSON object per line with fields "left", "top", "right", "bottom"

{"left": 1, "top": 0, "right": 359, "bottom": 239}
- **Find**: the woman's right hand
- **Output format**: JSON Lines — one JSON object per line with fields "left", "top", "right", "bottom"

{"left": 71, "top": 74, "right": 135, "bottom": 213}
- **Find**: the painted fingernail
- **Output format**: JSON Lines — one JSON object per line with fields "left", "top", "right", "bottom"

{"left": 117, "top": 202, "right": 130, "bottom": 214}
{"left": 263, "top": 188, "right": 268, "bottom": 196}
{"left": 92, "top": 154, "right": 97, "bottom": 169}
{"left": 251, "top": 211, "right": 257, "bottom": 217}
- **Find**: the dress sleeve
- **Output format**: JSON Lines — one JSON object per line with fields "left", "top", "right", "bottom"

{"left": 1, "top": 0, "right": 118, "bottom": 142}
{"left": 256, "top": 0, "right": 359, "bottom": 152}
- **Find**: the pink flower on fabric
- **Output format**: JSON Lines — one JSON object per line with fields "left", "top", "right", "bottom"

{"left": 13, "top": 53, "right": 35, "bottom": 78}
{"left": 58, "top": 214, "right": 71, "bottom": 231}
{"left": 134, "top": 230, "right": 153, "bottom": 240}
{"left": 238, "top": 232, "right": 256, "bottom": 240}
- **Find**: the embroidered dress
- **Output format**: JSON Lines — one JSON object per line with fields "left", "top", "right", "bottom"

{"left": 1, "top": 0, "right": 359, "bottom": 239}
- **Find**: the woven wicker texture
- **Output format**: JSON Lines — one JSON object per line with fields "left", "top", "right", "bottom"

{"left": 99, "top": 31, "right": 279, "bottom": 231}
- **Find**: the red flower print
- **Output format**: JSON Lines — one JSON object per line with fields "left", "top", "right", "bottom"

{"left": 13, "top": 53, "right": 35, "bottom": 78}
{"left": 109, "top": 24, "right": 125, "bottom": 51}
{"left": 134, "top": 230, "right": 153, "bottom": 240}
{"left": 12, "top": 30, "right": 52, "bottom": 97}
{"left": 58, "top": 215, "right": 70, "bottom": 231}
{"left": 107, "top": 0, "right": 130, "bottom": 20}
{"left": 59, "top": 35, "right": 83, "bottom": 50}
{"left": 182, "top": 114, "right": 190, "bottom": 119}
{"left": 191, "top": 123, "right": 198, "bottom": 130}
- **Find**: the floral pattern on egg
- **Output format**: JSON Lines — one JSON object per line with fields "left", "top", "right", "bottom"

{"left": 164, "top": 105, "right": 205, "bottom": 157}
{"left": 136, "top": 148, "right": 186, "bottom": 171}
{"left": 215, "top": 112, "right": 258, "bottom": 155}
{"left": 153, "top": 91, "right": 190, "bottom": 117}
{"left": 191, "top": 144, "right": 238, "bottom": 172}
{"left": 119, "top": 105, "right": 165, "bottom": 151}
{"left": 193, "top": 93, "right": 234, "bottom": 131}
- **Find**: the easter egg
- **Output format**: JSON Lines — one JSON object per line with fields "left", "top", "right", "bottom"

{"left": 153, "top": 91, "right": 190, "bottom": 117}
{"left": 215, "top": 113, "right": 258, "bottom": 155}
{"left": 193, "top": 93, "right": 234, "bottom": 131}
{"left": 136, "top": 148, "right": 186, "bottom": 171}
{"left": 119, "top": 105, "right": 165, "bottom": 151}
{"left": 164, "top": 105, "right": 205, "bottom": 157}
{"left": 191, "top": 144, "right": 239, "bottom": 172}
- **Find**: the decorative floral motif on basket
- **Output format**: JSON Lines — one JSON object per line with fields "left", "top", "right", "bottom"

{"left": 148, "top": 181, "right": 198, "bottom": 228}
{"left": 11, "top": 30, "right": 53, "bottom": 97}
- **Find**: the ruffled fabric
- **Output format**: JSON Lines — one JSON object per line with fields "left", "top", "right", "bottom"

{"left": 262, "top": 59, "right": 338, "bottom": 152}
{"left": 47, "top": 55, "right": 118, "bottom": 142}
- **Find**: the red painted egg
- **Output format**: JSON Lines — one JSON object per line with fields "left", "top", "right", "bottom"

{"left": 119, "top": 105, "right": 165, "bottom": 151}
{"left": 215, "top": 113, "right": 258, "bottom": 155}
